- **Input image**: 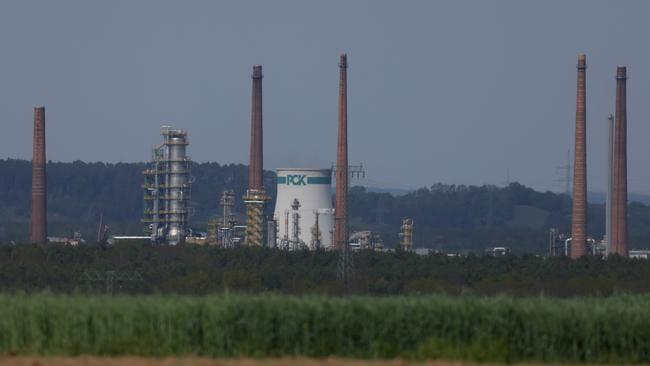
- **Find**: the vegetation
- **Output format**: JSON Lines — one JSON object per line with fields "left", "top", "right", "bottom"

{"left": 2, "top": 158, "right": 650, "bottom": 252}
{"left": 1, "top": 244, "right": 649, "bottom": 297}
{"left": 1, "top": 292, "right": 650, "bottom": 363}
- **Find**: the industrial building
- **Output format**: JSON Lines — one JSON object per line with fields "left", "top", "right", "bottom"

{"left": 273, "top": 168, "right": 335, "bottom": 250}
{"left": 142, "top": 127, "right": 192, "bottom": 245}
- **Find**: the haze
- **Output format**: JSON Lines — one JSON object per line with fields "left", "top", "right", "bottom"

{"left": 0, "top": 0, "right": 648, "bottom": 193}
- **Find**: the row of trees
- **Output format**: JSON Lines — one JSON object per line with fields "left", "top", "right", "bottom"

{"left": 0, "top": 244, "right": 648, "bottom": 297}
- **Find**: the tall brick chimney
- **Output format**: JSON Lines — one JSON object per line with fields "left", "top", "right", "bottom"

{"left": 570, "top": 54, "right": 587, "bottom": 258}
{"left": 248, "top": 65, "right": 263, "bottom": 191}
{"left": 334, "top": 54, "right": 349, "bottom": 251}
{"left": 610, "top": 66, "right": 628, "bottom": 256}
{"left": 244, "top": 65, "right": 269, "bottom": 246}
{"left": 30, "top": 106, "right": 47, "bottom": 244}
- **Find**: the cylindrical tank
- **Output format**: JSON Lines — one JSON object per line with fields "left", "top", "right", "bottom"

{"left": 274, "top": 168, "right": 334, "bottom": 250}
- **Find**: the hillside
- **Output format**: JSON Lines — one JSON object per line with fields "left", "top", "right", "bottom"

{"left": 2, "top": 159, "right": 650, "bottom": 253}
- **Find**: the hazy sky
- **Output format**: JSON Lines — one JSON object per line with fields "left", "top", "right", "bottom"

{"left": 1, "top": 1, "right": 648, "bottom": 193}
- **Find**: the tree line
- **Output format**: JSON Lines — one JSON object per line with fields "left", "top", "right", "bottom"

{"left": 0, "top": 244, "right": 648, "bottom": 297}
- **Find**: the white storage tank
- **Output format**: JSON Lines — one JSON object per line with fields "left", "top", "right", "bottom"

{"left": 273, "top": 168, "right": 334, "bottom": 250}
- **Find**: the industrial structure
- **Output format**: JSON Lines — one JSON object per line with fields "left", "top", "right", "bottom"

{"left": 142, "top": 127, "right": 192, "bottom": 245}
{"left": 605, "top": 114, "right": 614, "bottom": 254}
{"left": 334, "top": 53, "right": 349, "bottom": 251}
{"left": 399, "top": 218, "right": 414, "bottom": 251}
{"left": 610, "top": 66, "right": 628, "bottom": 256}
{"left": 23, "top": 52, "right": 640, "bottom": 259}
{"left": 571, "top": 53, "right": 588, "bottom": 258}
{"left": 243, "top": 65, "right": 270, "bottom": 247}
{"left": 548, "top": 232, "right": 605, "bottom": 257}
{"left": 30, "top": 106, "right": 47, "bottom": 244}
{"left": 349, "top": 231, "right": 384, "bottom": 251}
{"left": 267, "top": 219, "right": 277, "bottom": 248}
{"left": 207, "top": 190, "right": 243, "bottom": 247}
{"left": 334, "top": 53, "right": 354, "bottom": 289}
{"left": 273, "top": 168, "right": 335, "bottom": 250}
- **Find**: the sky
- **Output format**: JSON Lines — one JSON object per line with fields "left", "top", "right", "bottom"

{"left": 0, "top": 0, "right": 648, "bottom": 193}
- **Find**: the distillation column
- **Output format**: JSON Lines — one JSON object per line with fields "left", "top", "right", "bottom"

{"left": 142, "top": 127, "right": 191, "bottom": 245}
{"left": 166, "top": 130, "right": 190, "bottom": 245}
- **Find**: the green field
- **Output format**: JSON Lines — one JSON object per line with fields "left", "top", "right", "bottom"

{"left": 0, "top": 293, "right": 649, "bottom": 363}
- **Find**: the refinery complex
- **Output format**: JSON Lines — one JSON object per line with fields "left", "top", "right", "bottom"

{"left": 24, "top": 53, "right": 638, "bottom": 257}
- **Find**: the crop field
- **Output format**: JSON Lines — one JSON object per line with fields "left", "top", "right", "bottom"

{"left": 0, "top": 294, "right": 649, "bottom": 364}
{"left": 0, "top": 357, "right": 498, "bottom": 366}
{"left": 0, "top": 357, "right": 614, "bottom": 366}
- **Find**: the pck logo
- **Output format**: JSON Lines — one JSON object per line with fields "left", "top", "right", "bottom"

{"left": 287, "top": 175, "right": 307, "bottom": 186}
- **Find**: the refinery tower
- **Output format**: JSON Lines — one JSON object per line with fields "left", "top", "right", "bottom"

{"left": 142, "top": 127, "right": 192, "bottom": 245}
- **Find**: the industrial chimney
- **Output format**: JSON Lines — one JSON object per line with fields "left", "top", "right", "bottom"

{"left": 244, "top": 65, "right": 269, "bottom": 246}
{"left": 570, "top": 54, "right": 587, "bottom": 258}
{"left": 334, "top": 54, "right": 349, "bottom": 251}
{"left": 29, "top": 106, "right": 47, "bottom": 244}
{"left": 605, "top": 114, "right": 614, "bottom": 254}
{"left": 610, "top": 66, "right": 628, "bottom": 256}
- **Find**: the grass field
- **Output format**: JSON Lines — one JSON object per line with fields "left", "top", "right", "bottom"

{"left": 0, "top": 357, "right": 600, "bottom": 366}
{"left": 1, "top": 294, "right": 650, "bottom": 363}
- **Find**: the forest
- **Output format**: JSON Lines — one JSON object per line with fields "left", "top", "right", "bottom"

{"left": 2, "top": 158, "right": 650, "bottom": 253}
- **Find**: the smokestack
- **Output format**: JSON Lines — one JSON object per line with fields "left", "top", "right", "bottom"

{"left": 605, "top": 114, "right": 614, "bottom": 254}
{"left": 29, "top": 106, "right": 47, "bottom": 244}
{"left": 334, "top": 54, "right": 349, "bottom": 251}
{"left": 610, "top": 66, "right": 628, "bottom": 256}
{"left": 249, "top": 65, "right": 263, "bottom": 190}
{"left": 244, "top": 65, "right": 268, "bottom": 246}
{"left": 570, "top": 54, "right": 587, "bottom": 258}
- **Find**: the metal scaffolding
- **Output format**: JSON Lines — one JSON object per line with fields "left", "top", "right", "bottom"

{"left": 142, "top": 127, "right": 192, "bottom": 245}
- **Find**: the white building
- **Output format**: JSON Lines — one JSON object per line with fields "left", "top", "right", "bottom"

{"left": 273, "top": 168, "right": 334, "bottom": 250}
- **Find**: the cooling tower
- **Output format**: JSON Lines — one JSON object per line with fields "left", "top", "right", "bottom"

{"left": 273, "top": 168, "right": 334, "bottom": 250}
